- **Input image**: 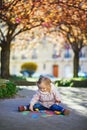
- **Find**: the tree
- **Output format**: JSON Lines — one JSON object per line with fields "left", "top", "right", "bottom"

{"left": 0, "top": 0, "right": 87, "bottom": 78}
{"left": 60, "top": 25, "right": 87, "bottom": 77}
{"left": 0, "top": 0, "right": 56, "bottom": 78}
{"left": 47, "top": 0, "right": 87, "bottom": 77}
{"left": 59, "top": 1, "right": 87, "bottom": 77}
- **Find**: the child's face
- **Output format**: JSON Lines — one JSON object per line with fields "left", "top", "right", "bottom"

{"left": 38, "top": 82, "right": 51, "bottom": 92}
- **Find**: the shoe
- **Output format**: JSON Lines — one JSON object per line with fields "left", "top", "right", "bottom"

{"left": 18, "top": 106, "right": 27, "bottom": 112}
{"left": 63, "top": 109, "right": 70, "bottom": 115}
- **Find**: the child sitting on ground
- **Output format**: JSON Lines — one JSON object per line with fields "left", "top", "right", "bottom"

{"left": 18, "top": 76, "right": 70, "bottom": 115}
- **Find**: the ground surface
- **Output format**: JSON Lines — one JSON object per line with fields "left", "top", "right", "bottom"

{"left": 0, "top": 86, "right": 87, "bottom": 130}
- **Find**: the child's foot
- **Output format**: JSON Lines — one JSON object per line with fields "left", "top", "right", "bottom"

{"left": 18, "top": 106, "right": 27, "bottom": 112}
{"left": 63, "top": 109, "right": 70, "bottom": 115}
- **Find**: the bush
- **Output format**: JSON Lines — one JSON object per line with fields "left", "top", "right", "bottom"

{"left": 21, "top": 62, "right": 38, "bottom": 77}
{"left": 55, "top": 78, "right": 87, "bottom": 87}
{"left": 0, "top": 79, "right": 17, "bottom": 98}
{"left": 55, "top": 79, "right": 72, "bottom": 87}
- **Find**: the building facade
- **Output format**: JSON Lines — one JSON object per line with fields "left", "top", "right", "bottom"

{"left": 10, "top": 42, "right": 87, "bottom": 78}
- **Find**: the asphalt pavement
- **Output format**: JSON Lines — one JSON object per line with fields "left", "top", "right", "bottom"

{"left": 0, "top": 86, "right": 87, "bottom": 130}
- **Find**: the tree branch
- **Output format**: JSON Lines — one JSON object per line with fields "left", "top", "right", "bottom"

{"left": 2, "top": 0, "right": 19, "bottom": 11}
{"left": 0, "top": 28, "right": 5, "bottom": 42}
{"left": 50, "top": 0, "right": 87, "bottom": 12}
{"left": 11, "top": 23, "right": 41, "bottom": 40}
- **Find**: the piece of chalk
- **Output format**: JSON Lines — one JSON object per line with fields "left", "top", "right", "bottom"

{"left": 35, "top": 108, "right": 39, "bottom": 111}
{"left": 54, "top": 111, "right": 61, "bottom": 115}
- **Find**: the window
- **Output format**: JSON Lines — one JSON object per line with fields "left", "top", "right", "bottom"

{"left": 12, "top": 55, "right": 17, "bottom": 60}
{"left": 32, "top": 48, "right": 38, "bottom": 59}
{"left": 64, "top": 49, "right": 71, "bottom": 58}
{"left": 79, "top": 50, "right": 85, "bottom": 58}
{"left": 52, "top": 44, "right": 61, "bottom": 59}
{"left": 21, "top": 55, "right": 27, "bottom": 59}
{"left": 43, "top": 64, "right": 46, "bottom": 70}
{"left": 63, "top": 65, "right": 73, "bottom": 78}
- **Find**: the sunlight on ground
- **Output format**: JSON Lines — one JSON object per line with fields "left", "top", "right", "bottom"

{"left": 58, "top": 87, "right": 87, "bottom": 116}
{"left": 26, "top": 77, "right": 38, "bottom": 82}
{"left": 18, "top": 85, "right": 38, "bottom": 91}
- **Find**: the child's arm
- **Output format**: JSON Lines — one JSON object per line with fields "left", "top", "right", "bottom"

{"left": 52, "top": 84, "right": 61, "bottom": 103}
{"left": 55, "top": 89, "right": 61, "bottom": 103}
{"left": 29, "top": 91, "right": 40, "bottom": 111}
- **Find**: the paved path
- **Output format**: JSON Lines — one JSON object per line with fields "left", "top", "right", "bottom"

{"left": 0, "top": 86, "right": 87, "bottom": 130}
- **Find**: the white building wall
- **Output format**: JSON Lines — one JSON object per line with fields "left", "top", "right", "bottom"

{"left": 9, "top": 44, "right": 87, "bottom": 78}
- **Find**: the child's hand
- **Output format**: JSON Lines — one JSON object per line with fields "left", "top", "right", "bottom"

{"left": 29, "top": 104, "right": 34, "bottom": 111}
{"left": 56, "top": 100, "right": 61, "bottom": 104}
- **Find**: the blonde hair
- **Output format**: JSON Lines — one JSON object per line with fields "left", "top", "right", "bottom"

{"left": 37, "top": 76, "right": 52, "bottom": 92}
{"left": 37, "top": 75, "right": 52, "bottom": 87}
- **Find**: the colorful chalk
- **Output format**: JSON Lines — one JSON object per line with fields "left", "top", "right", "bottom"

{"left": 35, "top": 108, "right": 39, "bottom": 112}
{"left": 54, "top": 111, "right": 61, "bottom": 115}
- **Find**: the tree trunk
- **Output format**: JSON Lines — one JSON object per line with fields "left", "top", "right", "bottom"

{"left": 1, "top": 43, "right": 10, "bottom": 78}
{"left": 73, "top": 51, "right": 79, "bottom": 77}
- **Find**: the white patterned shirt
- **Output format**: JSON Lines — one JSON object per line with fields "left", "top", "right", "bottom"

{"left": 30, "top": 84, "right": 61, "bottom": 108}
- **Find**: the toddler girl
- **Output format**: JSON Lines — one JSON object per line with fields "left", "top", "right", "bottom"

{"left": 18, "top": 76, "right": 70, "bottom": 115}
